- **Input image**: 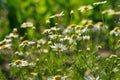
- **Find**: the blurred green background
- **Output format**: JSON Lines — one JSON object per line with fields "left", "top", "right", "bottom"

{"left": 0, "top": 0, "right": 120, "bottom": 40}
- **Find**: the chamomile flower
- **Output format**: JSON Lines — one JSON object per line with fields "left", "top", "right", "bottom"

{"left": 50, "top": 11, "right": 64, "bottom": 18}
{"left": 78, "top": 5, "right": 93, "bottom": 12}
{"left": 93, "top": 1, "right": 107, "bottom": 5}
{"left": 50, "top": 27, "right": 61, "bottom": 31}
{"left": 48, "top": 75, "right": 67, "bottom": 80}
{"left": 48, "top": 34, "right": 63, "bottom": 40}
{"left": 0, "top": 44, "right": 12, "bottom": 49}
{"left": 6, "top": 33, "right": 19, "bottom": 38}
{"left": 69, "top": 34, "right": 82, "bottom": 44}
{"left": 30, "top": 72, "right": 38, "bottom": 76}
{"left": 19, "top": 40, "right": 35, "bottom": 47}
{"left": 94, "top": 22, "right": 108, "bottom": 30}
{"left": 21, "top": 22, "right": 33, "bottom": 28}
{"left": 0, "top": 39, "right": 12, "bottom": 45}
{"left": 82, "top": 35, "right": 90, "bottom": 40}
{"left": 102, "top": 9, "right": 116, "bottom": 15}
{"left": 82, "top": 24, "right": 96, "bottom": 33}
{"left": 85, "top": 75, "right": 100, "bottom": 80}
{"left": 63, "top": 24, "right": 77, "bottom": 34}
{"left": 9, "top": 59, "right": 29, "bottom": 68}
{"left": 110, "top": 27, "right": 120, "bottom": 36}
{"left": 50, "top": 43, "right": 67, "bottom": 52}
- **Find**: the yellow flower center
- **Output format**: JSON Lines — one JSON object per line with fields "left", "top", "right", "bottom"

{"left": 56, "top": 47, "right": 62, "bottom": 51}
{"left": 84, "top": 6, "right": 88, "bottom": 10}
{"left": 15, "top": 60, "right": 22, "bottom": 64}
{"left": 0, "top": 45, "right": 6, "bottom": 49}
{"left": 22, "top": 40, "right": 29, "bottom": 44}
{"left": 87, "top": 24, "right": 94, "bottom": 29}
{"left": 54, "top": 14, "right": 60, "bottom": 17}
{"left": 30, "top": 72, "right": 37, "bottom": 76}
{"left": 68, "top": 24, "right": 76, "bottom": 28}
{"left": 54, "top": 75, "right": 61, "bottom": 80}
{"left": 97, "top": 22, "right": 103, "bottom": 27}
{"left": 91, "top": 78, "right": 96, "bottom": 80}
{"left": 113, "top": 27, "right": 120, "bottom": 31}
{"left": 0, "top": 40, "right": 6, "bottom": 45}
{"left": 71, "top": 34, "right": 77, "bottom": 39}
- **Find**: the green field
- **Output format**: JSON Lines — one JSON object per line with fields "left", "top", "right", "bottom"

{"left": 0, "top": 0, "right": 120, "bottom": 80}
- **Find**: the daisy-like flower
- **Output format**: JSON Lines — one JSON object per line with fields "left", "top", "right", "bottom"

{"left": 19, "top": 40, "right": 35, "bottom": 47}
{"left": 102, "top": 9, "right": 116, "bottom": 15}
{"left": 81, "top": 19, "right": 93, "bottom": 25}
{"left": 94, "top": 22, "right": 108, "bottom": 30}
{"left": 82, "top": 24, "right": 96, "bottom": 33}
{"left": 63, "top": 24, "right": 77, "bottom": 34}
{"left": 50, "top": 43, "right": 67, "bottom": 52}
{"left": 69, "top": 34, "right": 82, "bottom": 44}
{"left": 85, "top": 75, "right": 100, "bottom": 80}
{"left": 21, "top": 22, "right": 33, "bottom": 28}
{"left": 0, "top": 44, "right": 12, "bottom": 49}
{"left": 30, "top": 72, "right": 38, "bottom": 76}
{"left": 9, "top": 59, "right": 29, "bottom": 68}
{"left": 50, "top": 27, "right": 61, "bottom": 31}
{"left": 110, "top": 27, "right": 120, "bottom": 36}
{"left": 78, "top": 5, "right": 93, "bottom": 12}
{"left": 6, "top": 33, "right": 19, "bottom": 38}
{"left": 48, "top": 75, "right": 67, "bottom": 80}
{"left": 50, "top": 11, "right": 64, "bottom": 18}
{"left": 0, "top": 39, "right": 12, "bottom": 45}
{"left": 42, "top": 29, "right": 52, "bottom": 34}
{"left": 82, "top": 35, "right": 90, "bottom": 40}
{"left": 93, "top": 1, "right": 107, "bottom": 5}
{"left": 48, "top": 34, "right": 63, "bottom": 40}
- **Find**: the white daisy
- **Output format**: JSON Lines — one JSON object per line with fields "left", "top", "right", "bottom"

{"left": 21, "top": 22, "right": 33, "bottom": 28}
{"left": 19, "top": 40, "right": 35, "bottom": 47}
{"left": 78, "top": 5, "right": 93, "bottom": 12}
{"left": 48, "top": 75, "right": 67, "bottom": 80}
{"left": 110, "top": 27, "right": 120, "bottom": 36}
{"left": 85, "top": 75, "right": 100, "bottom": 80}
{"left": 50, "top": 43, "right": 67, "bottom": 52}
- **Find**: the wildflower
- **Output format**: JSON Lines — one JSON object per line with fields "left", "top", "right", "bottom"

{"left": 82, "top": 35, "right": 90, "bottom": 40}
{"left": 69, "top": 34, "right": 82, "bottom": 44}
{"left": 93, "top": 1, "right": 107, "bottom": 5}
{"left": 94, "top": 22, "right": 107, "bottom": 30}
{"left": 102, "top": 9, "right": 116, "bottom": 15}
{"left": 30, "top": 72, "right": 37, "bottom": 76}
{"left": 21, "top": 22, "right": 33, "bottom": 28}
{"left": 0, "top": 39, "right": 12, "bottom": 45}
{"left": 6, "top": 33, "right": 19, "bottom": 38}
{"left": 63, "top": 24, "right": 77, "bottom": 34}
{"left": 67, "top": 24, "right": 77, "bottom": 28}
{"left": 19, "top": 40, "right": 35, "bottom": 47}
{"left": 50, "top": 11, "right": 64, "bottom": 18}
{"left": 85, "top": 75, "right": 100, "bottom": 80}
{"left": 50, "top": 43, "right": 67, "bottom": 52}
{"left": 82, "top": 24, "right": 96, "bottom": 33}
{"left": 0, "top": 44, "right": 12, "bottom": 49}
{"left": 81, "top": 19, "right": 93, "bottom": 25}
{"left": 42, "top": 29, "right": 52, "bottom": 34}
{"left": 48, "top": 34, "right": 63, "bottom": 40}
{"left": 9, "top": 59, "right": 29, "bottom": 68}
{"left": 78, "top": 5, "right": 93, "bottom": 12}
{"left": 37, "top": 39, "right": 46, "bottom": 45}
{"left": 110, "top": 27, "right": 120, "bottom": 36}
{"left": 29, "top": 62, "right": 36, "bottom": 66}
{"left": 48, "top": 75, "right": 67, "bottom": 80}
{"left": 50, "top": 27, "right": 61, "bottom": 31}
